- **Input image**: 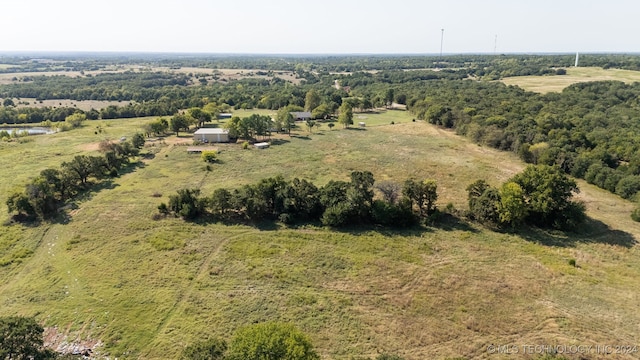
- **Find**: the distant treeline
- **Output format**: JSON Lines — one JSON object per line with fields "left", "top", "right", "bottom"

{"left": 3, "top": 53, "right": 640, "bottom": 73}
{"left": 0, "top": 105, "right": 80, "bottom": 124}
{"left": 0, "top": 103, "right": 185, "bottom": 124}
{"left": 2, "top": 53, "right": 640, "bottom": 105}
{"left": 0, "top": 72, "right": 189, "bottom": 101}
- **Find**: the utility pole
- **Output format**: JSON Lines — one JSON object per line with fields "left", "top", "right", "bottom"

{"left": 440, "top": 28, "right": 445, "bottom": 60}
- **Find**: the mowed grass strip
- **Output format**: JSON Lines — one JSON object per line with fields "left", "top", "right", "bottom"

{"left": 0, "top": 112, "right": 639, "bottom": 359}
{"left": 501, "top": 67, "right": 640, "bottom": 93}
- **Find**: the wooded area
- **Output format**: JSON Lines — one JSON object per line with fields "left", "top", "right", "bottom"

{"left": 3, "top": 54, "right": 640, "bottom": 203}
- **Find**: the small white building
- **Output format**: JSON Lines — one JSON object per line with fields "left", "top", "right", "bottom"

{"left": 291, "top": 111, "right": 312, "bottom": 121}
{"left": 358, "top": 122, "right": 366, "bottom": 127}
{"left": 193, "top": 128, "right": 229, "bottom": 143}
{"left": 254, "top": 142, "right": 270, "bottom": 149}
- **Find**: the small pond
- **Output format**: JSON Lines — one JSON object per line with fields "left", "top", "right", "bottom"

{"left": 0, "top": 127, "right": 56, "bottom": 135}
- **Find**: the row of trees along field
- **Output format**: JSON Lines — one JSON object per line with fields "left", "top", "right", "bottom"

{"left": 6, "top": 135, "right": 145, "bottom": 223}
{"left": 159, "top": 171, "right": 429, "bottom": 228}
{"left": 160, "top": 166, "right": 585, "bottom": 231}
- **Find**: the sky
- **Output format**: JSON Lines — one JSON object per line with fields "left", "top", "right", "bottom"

{"left": 1, "top": 0, "right": 638, "bottom": 54}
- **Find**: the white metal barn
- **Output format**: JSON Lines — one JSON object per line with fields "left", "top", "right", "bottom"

{"left": 193, "top": 128, "right": 230, "bottom": 143}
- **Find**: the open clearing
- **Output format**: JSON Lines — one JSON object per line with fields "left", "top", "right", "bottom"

{"left": 0, "top": 97, "right": 131, "bottom": 111}
{"left": 0, "top": 112, "right": 639, "bottom": 359}
{"left": 0, "top": 65, "right": 301, "bottom": 86}
{"left": 501, "top": 67, "right": 640, "bottom": 93}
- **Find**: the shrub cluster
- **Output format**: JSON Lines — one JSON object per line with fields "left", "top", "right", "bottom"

{"left": 181, "top": 322, "right": 317, "bottom": 360}
{"left": 201, "top": 150, "right": 218, "bottom": 163}
{"left": 6, "top": 134, "right": 145, "bottom": 221}
{"left": 180, "top": 321, "right": 406, "bottom": 360}
{"left": 160, "top": 171, "right": 439, "bottom": 228}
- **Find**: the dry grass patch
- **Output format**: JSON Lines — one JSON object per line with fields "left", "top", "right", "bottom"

{"left": 501, "top": 67, "right": 640, "bottom": 93}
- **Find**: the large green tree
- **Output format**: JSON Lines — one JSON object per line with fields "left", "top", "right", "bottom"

{"left": 304, "top": 90, "right": 321, "bottom": 113}
{"left": 510, "top": 165, "right": 585, "bottom": 229}
{"left": 24, "top": 177, "right": 59, "bottom": 219}
{"left": 276, "top": 106, "right": 296, "bottom": 135}
{"left": 147, "top": 117, "right": 169, "bottom": 136}
{"left": 61, "top": 155, "right": 105, "bottom": 186}
{"left": 188, "top": 107, "right": 212, "bottom": 128}
{"left": 282, "top": 178, "right": 321, "bottom": 221}
{"left": 311, "top": 103, "right": 331, "bottom": 120}
{"left": 209, "top": 188, "right": 232, "bottom": 218}
{"left": 203, "top": 102, "right": 221, "bottom": 120}
{"left": 403, "top": 179, "right": 438, "bottom": 217}
{"left": 466, "top": 181, "right": 500, "bottom": 225}
{"left": 6, "top": 190, "right": 35, "bottom": 219}
{"left": 167, "top": 188, "right": 206, "bottom": 220}
{"left": 338, "top": 102, "right": 353, "bottom": 128}
{"left": 347, "top": 171, "right": 375, "bottom": 222}
{"left": 170, "top": 114, "right": 190, "bottom": 136}
{"left": 497, "top": 181, "right": 527, "bottom": 227}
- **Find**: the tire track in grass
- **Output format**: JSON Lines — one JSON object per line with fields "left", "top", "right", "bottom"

{"left": 145, "top": 228, "right": 253, "bottom": 351}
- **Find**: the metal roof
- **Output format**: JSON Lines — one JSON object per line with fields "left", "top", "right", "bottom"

{"left": 290, "top": 111, "right": 312, "bottom": 118}
{"left": 193, "top": 128, "right": 228, "bottom": 134}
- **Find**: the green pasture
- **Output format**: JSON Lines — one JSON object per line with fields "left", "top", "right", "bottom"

{"left": 0, "top": 111, "right": 639, "bottom": 359}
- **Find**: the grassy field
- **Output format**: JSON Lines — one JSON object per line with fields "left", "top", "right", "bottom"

{"left": 0, "top": 98, "right": 132, "bottom": 111}
{"left": 500, "top": 67, "right": 640, "bottom": 93}
{"left": 0, "top": 66, "right": 301, "bottom": 86}
{"left": 1, "top": 110, "right": 640, "bottom": 359}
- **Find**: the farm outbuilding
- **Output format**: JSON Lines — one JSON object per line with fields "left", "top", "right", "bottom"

{"left": 291, "top": 111, "right": 312, "bottom": 121}
{"left": 193, "top": 128, "right": 229, "bottom": 143}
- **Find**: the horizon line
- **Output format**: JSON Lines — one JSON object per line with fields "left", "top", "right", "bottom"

{"left": 1, "top": 51, "right": 639, "bottom": 58}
